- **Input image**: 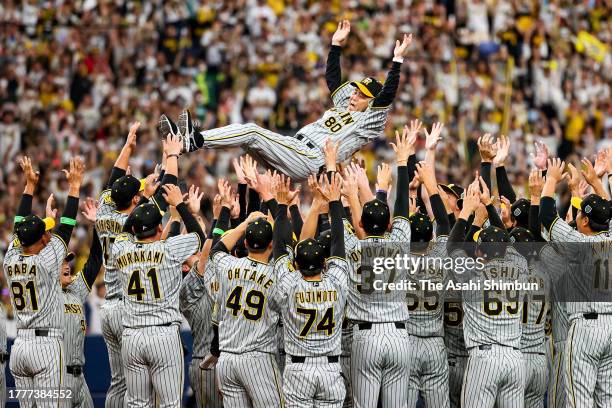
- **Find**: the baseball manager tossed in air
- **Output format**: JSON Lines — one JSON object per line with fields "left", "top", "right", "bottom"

{"left": 181, "top": 20, "right": 411, "bottom": 180}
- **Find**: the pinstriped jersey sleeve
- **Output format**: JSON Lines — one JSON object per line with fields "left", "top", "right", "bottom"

{"left": 361, "top": 105, "right": 391, "bottom": 136}
{"left": 179, "top": 268, "right": 208, "bottom": 310}
{"left": 68, "top": 273, "right": 91, "bottom": 303}
{"left": 325, "top": 257, "right": 349, "bottom": 289}
{"left": 273, "top": 254, "right": 294, "bottom": 282}
{"left": 166, "top": 233, "right": 200, "bottom": 263}
{"left": 331, "top": 82, "right": 352, "bottom": 109}
{"left": 343, "top": 220, "right": 359, "bottom": 253}
{"left": 389, "top": 217, "right": 411, "bottom": 241}
{"left": 97, "top": 190, "right": 115, "bottom": 216}
{"left": 42, "top": 235, "right": 68, "bottom": 279}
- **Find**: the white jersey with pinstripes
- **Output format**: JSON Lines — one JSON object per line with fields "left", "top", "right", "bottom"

{"left": 211, "top": 251, "right": 280, "bottom": 354}
{"left": 520, "top": 258, "right": 550, "bottom": 354}
{"left": 274, "top": 255, "right": 349, "bottom": 357}
{"left": 406, "top": 237, "right": 448, "bottom": 338}
{"left": 444, "top": 299, "right": 468, "bottom": 356}
{"left": 297, "top": 83, "right": 391, "bottom": 163}
{"left": 180, "top": 263, "right": 217, "bottom": 358}
{"left": 111, "top": 232, "right": 201, "bottom": 328}
{"left": 451, "top": 247, "right": 529, "bottom": 349}
{"left": 96, "top": 190, "right": 130, "bottom": 299}
{"left": 62, "top": 273, "right": 90, "bottom": 365}
{"left": 3, "top": 235, "right": 67, "bottom": 330}
{"left": 0, "top": 306, "right": 7, "bottom": 353}
{"left": 344, "top": 217, "right": 411, "bottom": 322}
{"left": 547, "top": 217, "right": 612, "bottom": 316}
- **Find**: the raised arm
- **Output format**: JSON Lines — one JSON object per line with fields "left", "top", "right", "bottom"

{"left": 55, "top": 157, "right": 85, "bottom": 246}
{"left": 424, "top": 122, "right": 443, "bottom": 167}
{"left": 372, "top": 34, "right": 412, "bottom": 108}
{"left": 539, "top": 158, "right": 565, "bottom": 231}
{"left": 149, "top": 133, "right": 181, "bottom": 213}
{"left": 493, "top": 135, "right": 516, "bottom": 203}
{"left": 162, "top": 184, "right": 206, "bottom": 250}
{"left": 14, "top": 156, "right": 39, "bottom": 227}
{"left": 390, "top": 123, "right": 414, "bottom": 218}
{"left": 107, "top": 122, "right": 139, "bottom": 189}
{"left": 528, "top": 169, "right": 545, "bottom": 240}
{"left": 417, "top": 162, "right": 450, "bottom": 236}
{"left": 79, "top": 199, "right": 103, "bottom": 290}
{"left": 273, "top": 175, "right": 298, "bottom": 260}
{"left": 327, "top": 173, "right": 345, "bottom": 258}
{"left": 477, "top": 134, "right": 495, "bottom": 192}
{"left": 326, "top": 20, "right": 350, "bottom": 93}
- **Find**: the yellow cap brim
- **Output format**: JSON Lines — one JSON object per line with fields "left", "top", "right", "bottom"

{"left": 139, "top": 179, "right": 146, "bottom": 192}
{"left": 350, "top": 82, "right": 374, "bottom": 98}
{"left": 473, "top": 229, "right": 482, "bottom": 242}
{"left": 571, "top": 197, "right": 582, "bottom": 211}
{"left": 43, "top": 217, "right": 55, "bottom": 231}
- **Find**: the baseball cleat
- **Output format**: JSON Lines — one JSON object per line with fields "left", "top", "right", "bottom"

{"left": 157, "top": 114, "right": 181, "bottom": 141}
{"left": 177, "top": 109, "right": 193, "bottom": 153}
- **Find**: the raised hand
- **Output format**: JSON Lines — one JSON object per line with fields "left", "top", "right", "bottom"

{"left": 255, "top": 170, "right": 274, "bottom": 201}
{"left": 324, "top": 139, "right": 340, "bottom": 171}
{"left": 218, "top": 179, "right": 233, "bottom": 208}
{"left": 161, "top": 184, "right": 185, "bottom": 207}
{"left": 19, "top": 156, "right": 39, "bottom": 187}
{"left": 63, "top": 157, "right": 86, "bottom": 190}
{"left": 566, "top": 164, "right": 581, "bottom": 195}
{"left": 212, "top": 194, "right": 222, "bottom": 219}
{"left": 393, "top": 33, "right": 412, "bottom": 59}
{"left": 187, "top": 185, "right": 204, "bottom": 215}
{"left": 461, "top": 180, "right": 481, "bottom": 216}
{"left": 331, "top": 19, "right": 351, "bottom": 47}
{"left": 546, "top": 158, "right": 565, "bottom": 182}
{"left": 46, "top": 194, "right": 57, "bottom": 219}
{"left": 81, "top": 197, "right": 98, "bottom": 224}
{"left": 580, "top": 157, "right": 600, "bottom": 186}
{"left": 245, "top": 211, "right": 266, "bottom": 223}
{"left": 233, "top": 157, "right": 246, "bottom": 184}
{"left": 424, "top": 122, "right": 444, "bottom": 151}
{"left": 532, "top": 141, "right": 549, "bottom": 170}
{"left": 528, "top": 169, "right": 545, "bottom": 198}
{"left": 230, "top": 194, "right": 240, "bottom": 219}
{"left": 376, "top": 163, "right": 392, "bottom": 192}
{"left": 126, "top": 121, "right": 140, "bottom": 151}
{"left": 493, "top": 134, "right": 510, "bottom": 167}
{"left": 594, "top": 150, "right": 607, "bottom": 177}
{"left": 415, "top": 161, "right": 436, "bottom": 192}
{"left": 241, "top": 155, "right": 258, "bottom": 186}
{"left": 328, "top": 173, "right": 343, "bottom": 201}
{"left": 391, "top": 125, "right": 414, "bottom": 165}
{"left": 341, "top": 170, "right": 359, "bottom": 199}
{"left": 477, "top": 134, "right": 497, "bottom": 163}
{"left": 164, "top": 133, "right": 182, "bottom": 156}
{"left": 143, "top": 173, "right": 161, "bottom": 199}
{"left": 478, "top": 176, "right": 492, "bottom": 205}
{"left": 276, "top": 174, "right": 299, "bottom": 205}
{"left": 409, "top": 173, "right": 421, "bottom": 193}
{"left": 500, "top": 196, "right": 513, "bottom": 228}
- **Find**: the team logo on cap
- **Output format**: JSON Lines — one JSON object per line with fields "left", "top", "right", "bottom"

{"left": 585, "top": 205, "right": 592, "bottom": 214}
{"left": 513, "top": 208, "right": 521, "bottom": 216}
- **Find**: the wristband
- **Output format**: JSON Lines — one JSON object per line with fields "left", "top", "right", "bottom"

{"left": 392, "top": 56, "right": 404, "bottom": 63}
{"left": 213, "top": 228, "right": 225, "bottom": 235}
{"left": 14, "top": 215, "right": 24, "bottom": 223}
{"left": 376, "top": 189, "right": 387, "bottom": 194}
{"left": 167, "top": 154, "right": 179, "bottom": 159}
{"left": 60, "top": 217, "right": 77, "bottom": 226}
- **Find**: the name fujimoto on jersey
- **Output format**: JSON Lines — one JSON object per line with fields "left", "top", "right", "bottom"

{"left": 227, "top": 267, "right": 274, "bottom": 289}
{"left": 295, "top": 290, "right": 339, "bottom": 304}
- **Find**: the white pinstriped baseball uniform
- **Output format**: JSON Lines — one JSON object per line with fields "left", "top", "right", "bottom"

{"left": 112, "top": 232, "right": 201, "bottom": 408}
{"left": 3, "top": 236, "right": 67, "bottom": 408}
{"left": 62, "top": 274, "right": 94, "bottom": 408}
{"left": 344, "top": 217, "right": 412, "bottom": 408}
{"left": 449, "top": 246, "right": 529, "bottom": 408}
{"left": 545, "top": 218, "right": 612, "bottom": 408}
{"left": 274, "top": 254, "right": 349, "bottom": 408}
{"left": 520, "top": 258, "right": 551, "bottom": 408}
{"left": 95, "top": 189, "right": 129, "bottom": 408}
{"left": 210, "top": 251, "right": 284, "bottom": 407}
{"left": 0, "top": 305, "right": 7, "bottom": 407}
{"left": 179, "top": 262, "right": 221, "bottom": 408}
{"left": 191, "top": 82, "right": 390, "bottom": 181}
{"left": 444, "top": 299, "right": 468, "bottom": 408}
{"left": 406, "top": 237, "right": 450, "bottom": 408}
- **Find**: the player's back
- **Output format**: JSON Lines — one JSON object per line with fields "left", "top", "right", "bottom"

{"left": 461, "top": 248, "right": 528, "bottom": 349}
{"left": 3, "top": 236, "right": 66, "bottom": 330}
{"left": 276, "top": 258, "right": 348, "bottom": 357}
{"left": 212, "top": 252, "right": 279, "bottom": 354}
{"left": 96, "top": 190, "right": 130, "bottom": 299}
{"left": 112, "top": 232, "right": 200, "bottom": 328}
{"left": 444, "top": 300, "right": 468, "bottom": 357}
{"left": 62, "top": 280, "right": 88, "bottom": 366}
{"left": 520, "top": 259, "right": 550, "bottom": 354}
{"left": 345, "top": 218, "right": 411, "bottom": 323}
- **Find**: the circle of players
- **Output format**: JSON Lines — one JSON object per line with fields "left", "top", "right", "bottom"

{"left": 2, "top": 117, "right": 612, "bottom": 408}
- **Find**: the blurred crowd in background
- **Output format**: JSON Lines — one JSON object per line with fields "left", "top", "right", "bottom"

{"left": 0, "top": 0, "right": 610, "bottom": 330}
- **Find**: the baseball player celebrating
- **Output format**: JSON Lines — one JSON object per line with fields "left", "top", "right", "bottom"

{"left": 538, "top": 157, "right": 612, "bottom": 408}
{"left": 447, "top": 181, "right": 529, "bottom": 408}
{"left": 96, "top": 124, "right": 179, "bottom": 408}
{"left": 60, "top": 199, "right": 103, "bottom": 408}
{"left": 3, "top": 156, "right": 85, "bottom": 408}
{"left": 174, "top": 20, "right": 412, "bottom": 181}
{"left": 343, "top": 129, "right": 412, "bottom": 407}
{"left": 111, "top": 183, "right": 205, "bottom": 407}
{"left": 272, "top": 173, "right": 349, "bottom": 407}
{"left": 209, "top": 209, "right": 284, "bottom": 408}
{"left": 0, "top": 301, "right": 8, "bottom": 406}
{"left": 405, "top": 162, "right": 451, "bottom": 408}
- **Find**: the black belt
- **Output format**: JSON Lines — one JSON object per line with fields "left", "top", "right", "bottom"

{"left": 290, "top": 355, "right": 339, "bottom": 364}
{"left": 474, "top": 344, "right": 519, "bottom": 351}
{"left": 35, "top": 329, "right": 49, "bottom": 337}
{"left": 67, "top": 365, "right": 83, "bottom": 376}
{"left": 295, "top": 134, "right": 315, "bottom": 149}
{"left": 584, "top": 312, "right": 598, "bottom": 320}
{"left": 156, "top": 322, "right": 173, "bottom": 327}
{"left": 0, "top": 353, "right": 8, "bottom": 363}
{"left": 358, "top": 322, "right": 405, "bottom": 330}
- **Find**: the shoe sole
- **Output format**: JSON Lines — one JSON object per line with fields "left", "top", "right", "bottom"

{"left": 178, "top": 110, "right": 192, "bottom": 153}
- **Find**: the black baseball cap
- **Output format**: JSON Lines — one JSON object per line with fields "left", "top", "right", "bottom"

{"left": 130, "top": 203, "right": 163, "bottom": 238}
{"left": 111, "top": 175, "right": 145, "bottom": 208}
{"left": 15, "top": 215, "right": 55, "bottom": 247}
{"left": 474, "top": 226, "right": 509, "bottom": 259}
{"left": 361, "top": 199, "right": 390, "bottom": 235}
{"left": 509, "top": 226, "right": 539, "bottom": 258}
{"left": 316, "top": 229, "right": 332, "bottom": 258}
{"left": 409, "top": 213, "right": 433, "bottom": 243}
{"left": 245, "top": 218, "right": 273, "bottom": 252}
{"left": 295, "top": 238, "right": 325, "bottom": 276}
{"left": 350, "top": 77, "right": 383, "bottom": 98}
{"left": 510, "top": 198, "right": 530, "bottom": 228}
{"left": 439, "top": 184, "right": 464, "bottom": 200}
{"left": 571, "top": 194, "right": 611, "bottom": 227}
